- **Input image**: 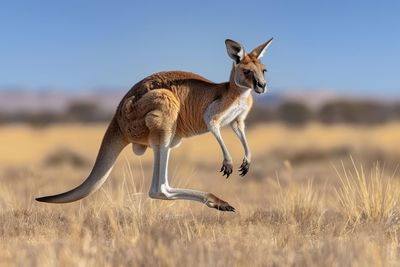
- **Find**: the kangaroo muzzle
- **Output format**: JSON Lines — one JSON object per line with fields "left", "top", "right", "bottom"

{"left": 254, "top": 80, "right": 266, "bottom": 94}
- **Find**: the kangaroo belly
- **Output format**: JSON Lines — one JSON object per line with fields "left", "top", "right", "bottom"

{"left": 176, "top": 112, "right": 209, "bottom": 137}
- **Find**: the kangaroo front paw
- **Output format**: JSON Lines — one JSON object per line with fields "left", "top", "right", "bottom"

{"left": 206, "top": 193, "right": 235, "bottom": 212}
{"left": 220, "top": 160, "right": 233, "bottom": 178}
{"left": 239, "top": 158, "right": 250, "bottom": 176}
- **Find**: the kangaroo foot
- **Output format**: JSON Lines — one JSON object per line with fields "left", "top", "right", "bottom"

{"left": 205, "top": 193, "right": 235, "bottom": 212}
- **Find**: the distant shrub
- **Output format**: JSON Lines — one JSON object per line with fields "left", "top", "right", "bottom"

{"left": 318, "top": 101, "right": 389, "bottom": 124}
{"left": 65, "top": 101, "right": 111, "bottom": 122}
{"left": 246, "top": 106, "right": 274, "bottom": 126}
{"left": 390, "top": 103, "right": 400, "bottom": 120}
{"left": 0, "top": 113, "right": 6, "bottom": 125}
{"left": 277, "top": 101, "right": 312, "bottom": 126}
{"left": 3, "top": 111, "right": 63, "bottom": 127}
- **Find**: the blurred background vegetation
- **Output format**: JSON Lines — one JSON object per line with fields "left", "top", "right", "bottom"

{"left": 2, "top": 97, "right": 399, "bottom": 127}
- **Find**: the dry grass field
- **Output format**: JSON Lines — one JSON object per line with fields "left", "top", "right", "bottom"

{"left": 1, "top": 122, "right": 400, "bottom": 266}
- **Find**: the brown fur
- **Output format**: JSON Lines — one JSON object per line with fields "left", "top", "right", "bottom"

{"left": 116, "top": 70, "right": 250, "bottom": 145}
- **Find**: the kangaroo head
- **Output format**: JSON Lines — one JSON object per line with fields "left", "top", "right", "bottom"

{"left": 225, "top": 38, "right": 273, "bottom": 94}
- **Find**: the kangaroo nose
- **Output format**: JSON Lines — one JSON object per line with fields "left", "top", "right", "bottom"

{"left": 257, "top": 81, "right": 266, "bottom": 89}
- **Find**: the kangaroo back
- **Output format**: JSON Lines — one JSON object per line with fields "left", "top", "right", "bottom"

{"left": 36, "top": 117, "right": 128, "bottom": 203}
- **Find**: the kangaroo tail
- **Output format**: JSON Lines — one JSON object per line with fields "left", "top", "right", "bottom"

{"left": 36, "top": 117, "right": 128, "bottom": 203}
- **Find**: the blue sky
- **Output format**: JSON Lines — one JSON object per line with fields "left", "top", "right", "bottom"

{"left": 1, "top": 1, "right": 399, "bottom": 95}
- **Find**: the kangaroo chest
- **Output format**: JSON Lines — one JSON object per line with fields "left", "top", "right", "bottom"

{"left": 219, "top": 94, "right": 249, "bottom": 127}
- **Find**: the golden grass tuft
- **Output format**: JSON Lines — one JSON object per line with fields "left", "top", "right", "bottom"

{"left": 335, "top": 157, "right": 400, "bottom": 225}
{"left": 272, "top": 178, "right": 322, "bottom": 229}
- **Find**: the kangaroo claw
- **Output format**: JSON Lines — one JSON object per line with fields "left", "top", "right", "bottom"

{"left": 238, "top": 159, "right": 250, "bottom": 176}
{"left": 220, "top": 161, "right": 233, "bottom": 178}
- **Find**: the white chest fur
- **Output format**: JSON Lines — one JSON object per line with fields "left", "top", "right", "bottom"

{"left": 219, "top": 100, "right": 246, "bottom": 126}
{"left": 204, "top": 90, "right": 251, "bottom": 129}
{"left": 219, "top": 91, "right": 250, "bottom": 127}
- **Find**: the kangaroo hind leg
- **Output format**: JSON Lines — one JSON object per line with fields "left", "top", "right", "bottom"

{"left": 149, "top": 145, "right": 235, "bottom": 211}
{"left": 144, "top": 89, "right": 235, "bottom": 211}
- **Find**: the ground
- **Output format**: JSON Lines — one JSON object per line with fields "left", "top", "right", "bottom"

{"left": 1, "top": 122, "right": 400, "bottom": 266}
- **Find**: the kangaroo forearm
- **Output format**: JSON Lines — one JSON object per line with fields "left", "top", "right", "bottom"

{"left": 211, "top": 128, "right": 232, "bottom": 162}
{"left": 231, "top": 121, "right": 251, "bottom": 161}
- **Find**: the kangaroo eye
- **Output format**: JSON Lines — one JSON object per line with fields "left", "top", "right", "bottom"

{"left": 262, "top": 69, "right": 267, "bottom": 74}
{"left": 243, "top": 69, "right": 251, "bottom": 75}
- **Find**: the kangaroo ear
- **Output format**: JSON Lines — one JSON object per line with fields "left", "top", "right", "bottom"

{"left": 225, "top": 39, "right": 245, "bottom": 64}
{"left": 250, "top": 38, "right": 273, "bottom": 59}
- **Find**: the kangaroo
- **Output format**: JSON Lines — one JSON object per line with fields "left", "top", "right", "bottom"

{"left": 36, "top": 38, "right": 273, "bottom": 211}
